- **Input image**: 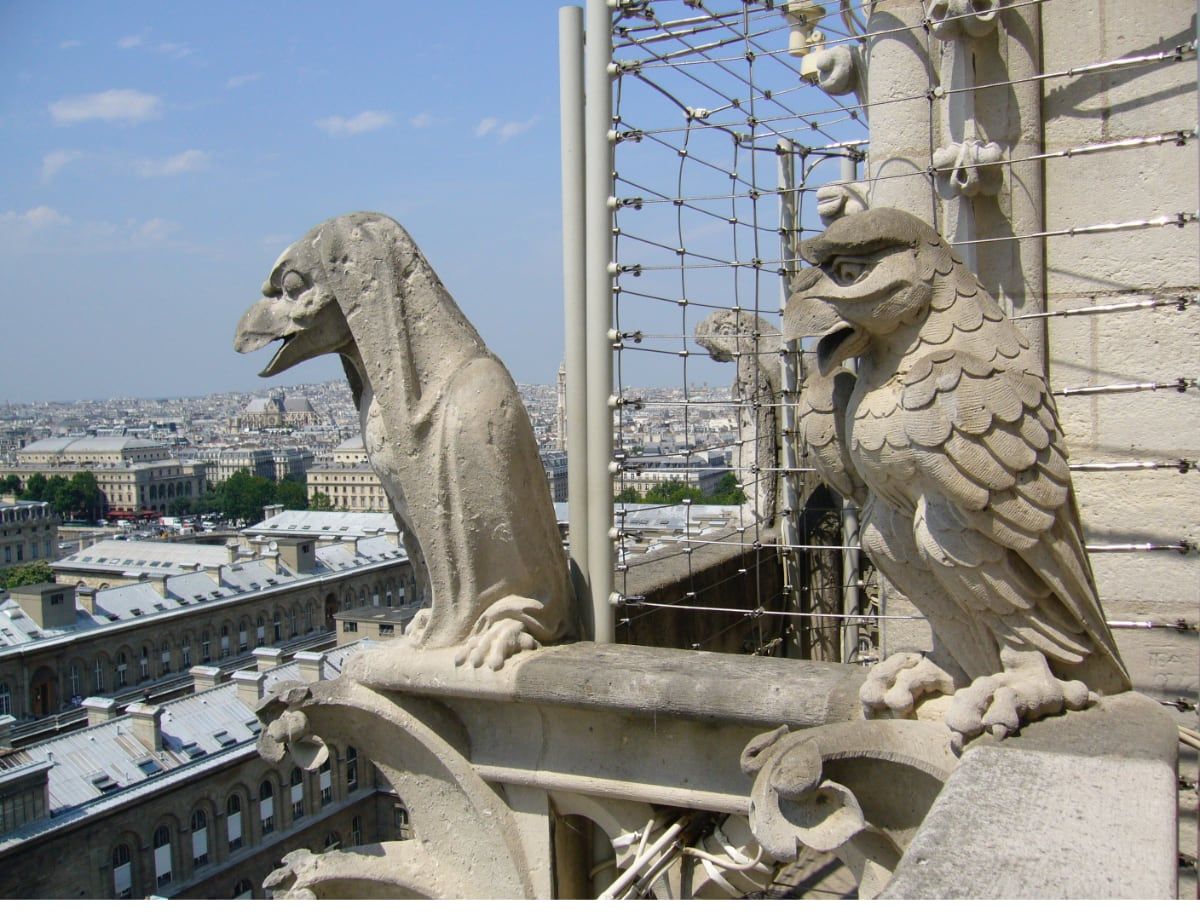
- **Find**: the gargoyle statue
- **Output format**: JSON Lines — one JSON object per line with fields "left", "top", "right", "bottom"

{"left": 694, "top": 309, "right": 782, "bottom": 528}
{"left": 234, "top": 212, "right": 574, "bottom": 669}
{"left": 784, "top": 208, "right": 1130, "bottom": 745}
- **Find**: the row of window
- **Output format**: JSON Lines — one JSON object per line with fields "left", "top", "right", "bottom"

{"left": 2, "top": 539, "right": 53, "bottom": 564}
{"left": 113, "top": 751, "right": 361, "bottom": 898}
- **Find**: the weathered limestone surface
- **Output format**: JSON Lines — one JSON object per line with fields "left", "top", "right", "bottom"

{"left": 882, "top": 691, "right": 1179, "bottom": 898}
{"left": 786, "top": 208, "right": 1130, "bottom": 745}
{"left": 234, "top": 213, "right": 575, "bottom": 670}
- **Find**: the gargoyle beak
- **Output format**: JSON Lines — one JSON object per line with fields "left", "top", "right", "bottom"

{"left": 234, "top": 296, "right": 308, "bottom": 378}
{"left": 782, "top": 269, "right": 868, "bottom": 374}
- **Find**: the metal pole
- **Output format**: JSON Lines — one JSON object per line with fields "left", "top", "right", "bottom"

{"left": 777, "top": 138, "right": 802, "bottom": 658}
{"left": 585, "top": 0, "right": 615, "bottom": 643}
{"left": 560, "top": 6, "right": 591, "bottom": 626}
{"left": 837, "top": 153, "right": 862, "bottom": 665}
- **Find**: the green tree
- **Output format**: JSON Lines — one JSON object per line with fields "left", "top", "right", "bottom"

{"left": 0, "top": 474, "right": 21, "bottom": 495}
{"left": 169, "top": 496, "right": 195, "bottom": 516}
{"left": 709, "top": 472, "right": 746, "bottom": 505}
{"left": 642, "top": 480, "right": 705, "bottom": 505}
{"left": 218, "top": 470, "right": 279, "bottom": 524}
{"left": 309, "top": 491, "right": 333, "bottom": 511}
{"left": 617, "top": 487, "right": 641, "bottom": 504}
{"left": 276, "top": 478, "right": 309, "bottom": 511}
{"left": 0, "top": 561, "right": 54, "bottom": 589}
{"left": 67, "top": 472, "right": 103, "bottom": 521}
{"left": 24, "top": 473, "right": 48, "bottom": 501}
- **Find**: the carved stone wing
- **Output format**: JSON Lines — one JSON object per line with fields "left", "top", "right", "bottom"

{"left": 899, "top": 349, "right": 1129, "bottom": 691}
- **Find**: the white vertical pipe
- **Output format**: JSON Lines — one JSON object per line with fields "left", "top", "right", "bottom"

{"left": 560, "top": 6, "right": 590, "bottom": 622}
{"left": 585, "top": 0, "right": 615, "bottom": 643}
{"left": 777, "top": 138, "right": 801, "bottom": 659}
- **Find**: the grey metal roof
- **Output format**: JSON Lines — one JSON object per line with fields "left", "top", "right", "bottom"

{"left": 0, "top": 598, "right": 109, "bottom": 647}
{"left": 333, "top": 435, "right": 364, "bottom": 451}
{"left": 20, "top": 436, "right": 163, "bottom": 455}
{"left": 52, "top": 540, "right": 228, "bottom": 577}
{"left": 246, "top": 510, "right": 397, "bottom": 539}
{"left": 0, "top": 641, "right": 371, "bottom": 851}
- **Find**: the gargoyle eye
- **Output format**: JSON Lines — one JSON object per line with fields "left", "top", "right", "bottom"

{"left": 281, "top": 270, "right": 309, "bottom": 298}
{"left": 829, "top": 257, "right": 870, "bottom": 286}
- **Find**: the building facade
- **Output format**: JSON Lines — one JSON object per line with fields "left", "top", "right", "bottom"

{"left": 0, "top": 499, "right": 58, "bottom": 569}
{"left": 0, "top": 643, "right": 414, "bottom": 900}
{"left": 0, "top": 531, "right": 416, "bottom": 721}
{"left": 7, "top": 438, "right": 206, "bottom": 520}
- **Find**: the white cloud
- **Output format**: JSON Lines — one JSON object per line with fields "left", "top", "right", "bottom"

{"left": 314, "top": 110, "right": 394, "bottom": 137}
{"left": 226, "top": 73, "right": 261, "bottom": 90}
{"left": 410, "top": 112, "right": 434, "bottom": 129}
{"left": 59, "top": 39, "right": 82, "bottom": 50}
{"left": 117, "top": 34, "right": 144, "bottom": 49}
{"left": 475, "top": 116, "right": 538, "bottom": 142}
{"left": 41, "top": 149, "right": 82, "bottom": 182}
{"left": 0, "top": 206, "right": 70, "bottom": 230}
{"left": 498, "top": 116, "right": 538, "bottom": 142}
{"left": 49, "top": 89, "right": 162, "bottom": 125}
{"left": 135, "top": 149, "right": 210, "bottom": 178}
{"left": 157, "top": 41, "right": 193, "bottom": 59}
{"left": 134, "top": 217, "right": 178, "bottom": 243}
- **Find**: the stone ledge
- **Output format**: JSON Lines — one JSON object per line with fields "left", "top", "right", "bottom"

{"left": 344, "top": 640, "right": 867, "bottom": 730}
{"left": 882, "top": 692, "right": 1179, "bottom": 899}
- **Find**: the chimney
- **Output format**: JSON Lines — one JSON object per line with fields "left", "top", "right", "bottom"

{"left": 126, "top": 702, "right": 163, "bottom": 752}
{"left": 231, "top": 670, "right": 264, "bottom": 708}
{"left": 77, "top": 586, "right": 97, "bottom": 613}
{"left": 82, "top": 696, "right": 120, "bottom": 726}
{"left": 294, "top": 651, "right": 325, "bottom": 684}
{"left": 253, "top": 646, "right": 285, "bottom": 672}
{"left": 142, "top": 574, "right": 169, "bottom": 599}
{"left": 0, "top": 714, "right": 13, "bottom": 751}
{"left": 385, "top": 528, "right": 403, "bottom": 548}
{"left": 264, "top": 541, "right": 281, "bottom": 574}
{"left": 263, "top": 503, "right": 283, "bottom": 520}
{"left": 190, "top": 665, "right": 225, "bottom": 693}
{"left": 225, "top": 541, "right": 239, "bottom": 565}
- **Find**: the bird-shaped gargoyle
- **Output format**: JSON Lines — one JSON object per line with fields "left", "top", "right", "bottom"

{"left": 785, "top": 208, "right": 1129, "bottom": 746}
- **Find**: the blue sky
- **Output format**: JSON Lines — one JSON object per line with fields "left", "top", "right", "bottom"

{"left": 1, "top": 2, "right": 853, "bottom": 403}
{"left": 1, "top": 2, "right": 580, "bottom": 402}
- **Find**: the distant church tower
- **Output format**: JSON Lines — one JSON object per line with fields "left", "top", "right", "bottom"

{"left": 556, "top": 361, "right": 568, "bottom": 450}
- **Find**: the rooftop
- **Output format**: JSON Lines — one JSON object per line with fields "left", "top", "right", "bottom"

{"left": 245, "top": 509, "right": 397, "bottom": 540}
{"left": 0, "top": 640, "right": 373, "bottom": 851}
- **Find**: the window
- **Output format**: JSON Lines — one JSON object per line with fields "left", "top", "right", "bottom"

{"left": 393, "top": 804, "right": 412, "bottom": 841}
{"left": 113, "top": 844, "right": 133, "bottom": 898}
{"left": 201, "top": 633, "right": 211, "bottom": 662}
{"left": 232, "top": 878, "right": 254, "bottom": 899}
{"left": 220, "top": 626, "right": 230, "bottom": 658}
{"left": 0, "top": 682, "right": 11, "bottom": 716}
{"left": 49, "top": 591, "right": 61, "bottom": 605}
{"left": 378, "top": 624, "right": 394, "bottom": 637}
{"left": 342, "top": 621, "right": 358, "bottom": 633}
{"left": 273, "top": 612, "right": 282, "bottom": 641}
{"left": 139, "top": 647, "right": 150, "bottom": 681}
{"left": 191, "top": 809, "right": 209, "bottom": 867}
{"left": 372, "top": 588, "right": 380, "bottom": 608}
{"left": 160, "top": 643, "right": 171, "bottom": 676}
{"left": 31, "top": 541, "right": 39, "bottom": 560}
{"left": 153, "top": 825, "right": 173, "bottom": 887}
{"left": 290, "top": 768, "right": 305, "bottom": 820}
{"left": 15, "top": 546, "right": 22, "bottom": 562}
{"left": 116, "top": 652, "right": 128, "bottom": 687}
{"left": 289, "top": 610, "right": 298, "bottom": 638}
{"left": 238, "top": 621, "right": 249, "bottom": 653}
{"left": 181, "top": 637, "right": 191, "bottom": 668}
{"left": 346, "top": 747, "right": 359, "bottom": 793}
{"left": 259, "top": 781, "right": 275, "bottom": 834}
{"left": 323, "top": 831, "right": 340, "bottom": 850}
{"left": 68, "top": 665, "right": 80, "bottom": 699}
{"left": 226, "top": 795, "right": 243, "bottom": 851}
{"left": 256, "top": 619, "right": 266, "bottom": 647}
{"left": 350, "top": 815, "right": 362, "bottom": 847}
{"left": 3, "top": 547, "right": 10, "bottom": 564}
{"left": 319, "top": 759, "right": 333, "bottom": 805}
